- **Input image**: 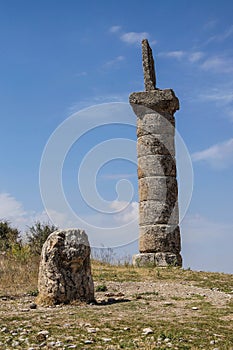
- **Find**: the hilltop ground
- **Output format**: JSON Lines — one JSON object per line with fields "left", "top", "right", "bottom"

{"left": 0, "top": 256, "right": 232, "bottom": 349}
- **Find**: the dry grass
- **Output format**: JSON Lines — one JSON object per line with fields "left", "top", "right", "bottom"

{"left": 0, "top": 254, "right": 39, "bottom": 296}
{"left": 0, "top": 255, "right": 232, "bottom": 349}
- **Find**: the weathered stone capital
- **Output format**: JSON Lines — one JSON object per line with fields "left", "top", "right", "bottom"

{"left": 129, "top": 89, "right": 179, "bottom": 115}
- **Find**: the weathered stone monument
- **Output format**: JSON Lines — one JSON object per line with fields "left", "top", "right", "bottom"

{"left": 37, "top": 229, "right": 94, "bottom": 305}
{"left": 130, "top": 39, "right": 182, "bottom": 267}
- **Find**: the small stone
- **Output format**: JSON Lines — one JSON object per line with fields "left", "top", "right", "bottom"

{"left": 84, "top": 340, "right": 93, "bottom": 344}
{"left": 124, "top": 327, "right": 130, "bottom": 331}
{"left": 142, "top": 327, "right": 153, "bottom": 335}
{"left": 87, "top": 328, "right": 97, "bottom": 333}
{"left": 192, "top": 307, "right": 198, "bottom": 310}
{"left": 12, "top": 341, "right": 20, "bottom": 347}
{"left": 55, "top": 341, "right": 63, "bottom": 347}
{"left": 38, "top": 330, "right": 49, "bottom": 336}
{"left": 36, "top": 330, "right": 49, "bottom": 342}
{"left": 1, "top": 327, "right": 9, "bottom": 333}
{"left": 20, "top": 331, "right": 28, "bottom": 335}
{"left": 102, "top": 338, "right": 112, "bottom": 342}
{"left": 164, "top": 338, "right": 171, "bottom": 342}
{"left": 48, "top": 342, "right": 56, "bottom": 346}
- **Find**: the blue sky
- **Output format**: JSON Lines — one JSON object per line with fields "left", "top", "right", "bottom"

{"left": 0, "top": 0, "right": 233, "bottom": 273}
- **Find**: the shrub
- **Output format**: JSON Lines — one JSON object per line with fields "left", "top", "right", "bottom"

{"left": 0, "top": 221, "right": 21, "bottom": 252}
{"left": 27, "top": 221, "right": 57, "bottom": 255}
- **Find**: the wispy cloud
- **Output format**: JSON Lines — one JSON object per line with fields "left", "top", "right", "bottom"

{"left": 109, "top": 26, "right": 156, "bottom": 46}
{"left": 159, "top": 50, "right": 204, "bottom": 63}
{"left": 198, "top": 86, "right": 233, "bottom": 123}
{"left": 75, "top": 71, "right": 87, "bottom": 77}
{"left": 188, "top": 51, "right": 204, "bottom": 63}
{"left": 200, "top": 56, "right": 233, "bottom": 73}
{"left": 120, "top": 31, "right": 149, "bottom": 45}
{"left": 207, "top": 25, "right": 233, "bottom": 43}
{"left": 161, "top": 49, "right": 233, "bottom": 74}
{"left": 192, "top": 138, "right": 233, "bottom": 169}
{"left": 68, "top": 93, "right": 129, "bottom": 113}
{"left": 160, "top": 50, "right": 185, "bottom": 60}
{"left": 199, "top": 89, "right": 233, "bottom": 104}
{"left": 104, "top": 55, "right": 125, "bottom": 68}
{"left": 109, "top": 25, "right": 121, "bottom": 33}
{"left": 203, "top": 19, "right": 218, "bottom": 31}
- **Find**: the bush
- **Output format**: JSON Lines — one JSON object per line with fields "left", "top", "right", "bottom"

{"left": 27, "top": 221, "right": 58, "bottom": 255}
{"left": 0, "top": 221, "right": 21, "bottom": 252}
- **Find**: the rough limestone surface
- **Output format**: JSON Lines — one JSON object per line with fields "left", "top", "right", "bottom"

{"left": 142, "top": 38, "right": 156, "bottom": 91}
{"left": 37, "top": 229, "right": 94, "bottom": 305}
{"left": 130, "top": 39, "right": 182, "bottom": 267}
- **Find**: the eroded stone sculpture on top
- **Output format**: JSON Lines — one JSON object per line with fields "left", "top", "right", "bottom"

{"left": 130, "top": 39, "right": 182, "bottom": 267}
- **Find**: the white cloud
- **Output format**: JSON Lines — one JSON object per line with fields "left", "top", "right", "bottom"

{"left": 0, "top": 193, "right": 26, "bottom": 222}
{"left": 159, "top": 50, "right": 204, "bottom": 63}
{"left": 0, "top": 193, "right": 51, "bottom": 236}
{"left": 188, "top": 51, "right": 204, "bottom": 63}
{"left": 104, "top": 55, "right": 125, "bottom": 68}
{"left": 110, "top": 200, "right": 138, "bottom": 223}
{"left": 201, "top": 56, "right": 233, "bottom": 73}
{"left": 110, "top": 27, "right": 156, "bottom": 46}
{"left": 192, "top": 138, "right": 233, "bottom": 169}
{"left": 161, "top": 50, "right": 185, "bottom": 59}
{"left": 120, "top": 31, "right": 149, "bottom": 45}
{"left": 109, "top": 25, "right": 121, "bottom": 33}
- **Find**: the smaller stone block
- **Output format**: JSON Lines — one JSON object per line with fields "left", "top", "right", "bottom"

{"left": 139, "top": 224, "right": 181, "bottom": 253}
{"left": 137, "top": 134, "right": 175, "bottom": 157}
{"left": 139, "top": 200, "right": 179, "bottom": 226}
{"left": 139, "top": 176, "right": 178, "bottom": 203}
{"left": 138, "top": 155, "right": 177, "bottom": 178}
{"left": 132, "top": 252, "right": 182, "bottom": 267}
{"left": 137, "top": 112, "right": 175, "bottom": 137}
{"left": 132, "top": 253, "right": 156, "bottom": 267}
{"left": 154, "top": 252, "right": 182, "bottom": 267}
{"left": 37, "top": 229, "right": 94, "bottom": 306}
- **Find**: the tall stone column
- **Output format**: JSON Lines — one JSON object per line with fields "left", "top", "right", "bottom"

{"left": 130, "top": 39, "right": 182, "bottom": 267}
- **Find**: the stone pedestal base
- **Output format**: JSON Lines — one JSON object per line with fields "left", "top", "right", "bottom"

{"left": 132, "top": 252, "right": 182, "bottom": 267}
